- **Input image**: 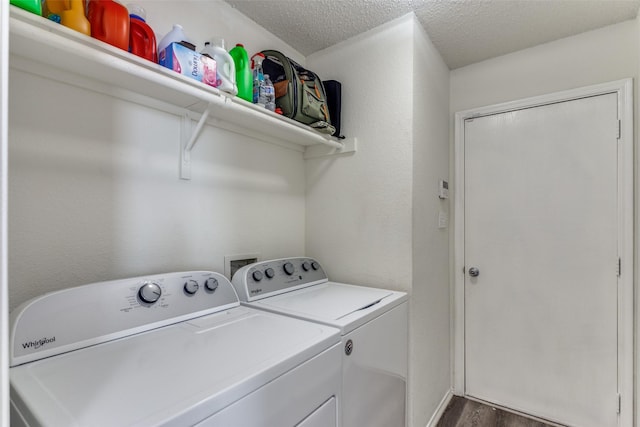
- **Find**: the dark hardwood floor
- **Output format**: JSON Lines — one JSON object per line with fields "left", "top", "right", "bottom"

{"left": 437, "top": 396, "right": 559, "bottom": 427}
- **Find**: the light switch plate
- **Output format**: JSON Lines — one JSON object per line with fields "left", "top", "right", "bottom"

{"left": 438, "top": 211, "right": 448, "bottom": 229}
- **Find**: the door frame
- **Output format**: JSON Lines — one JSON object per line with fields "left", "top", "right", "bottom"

{"left": 453, "top": 79, "right": 634, "bottom": 426}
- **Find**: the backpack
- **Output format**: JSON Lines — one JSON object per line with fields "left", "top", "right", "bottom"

{"left": 261, "top": 50, "right": 335, "bottom": 135}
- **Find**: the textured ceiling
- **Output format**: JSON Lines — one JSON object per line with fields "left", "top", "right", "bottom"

{"left": 224, "top": 0, "right": 640, "bottom": 69}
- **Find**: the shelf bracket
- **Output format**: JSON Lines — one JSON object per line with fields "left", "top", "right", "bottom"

{"left": 303, "top": 137, "right": 358, "bottom": 160}
{"left": 180, "top": 105, "right": 211, "bottom": 180}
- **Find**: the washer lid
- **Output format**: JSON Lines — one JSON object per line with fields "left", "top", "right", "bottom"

{"left": 10, "top": 306, "right": 340, "bottom": 427}
{"left": 252, "top": 282, "right": 406, "bottom": 334}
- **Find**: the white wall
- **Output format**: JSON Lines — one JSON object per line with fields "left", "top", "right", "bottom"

{"left": 451, "top": 19, "right": 639, "bottom": 112}
{"left": 137, "top": 0, "right": 306, "bottom": 64}
{"left": 411, "top": 19, "right": 451, "bottom": 427}
{"left": 306, "top": 14, "right": 451, "bottom": 427}
{"left": 305, "top": 16, "right": 414, "bottom": 292}
{"left": 8, "top": 0, "right": 307, "bottom": 310}
{"left": 450, "top": 16, "right": 639, "bottom": 424}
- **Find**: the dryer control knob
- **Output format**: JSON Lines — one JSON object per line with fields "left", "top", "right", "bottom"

{"left": 265, "top": 268, "right": 275, "bottom": 279}
{"left": 252, "top": 270, "right": 263, "bottom": 282}
{"left": 184, "top": 280, "right": 199, "bottom": 295}
{"left": 311, "top": 262, "right": 320, "bottom": 271}
{"left": 283, "top": 262, "right": 295, "bottom": 275}
{"left": 205, "top": 277, "right": 219, "bottom": 291}
{"left": 138, "top": 282, "right": 162, "bottom": 304}
{"left": 301, "top": 261, "right": 310, "bottom": 271}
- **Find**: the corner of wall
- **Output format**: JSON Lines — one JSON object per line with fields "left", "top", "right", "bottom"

{"left": 409, "top": 16, "right": 452, "bottom": 427}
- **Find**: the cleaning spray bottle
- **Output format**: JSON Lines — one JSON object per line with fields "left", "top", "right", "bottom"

{"left": 251, "top": 53, "right": 265, "bottom": 105}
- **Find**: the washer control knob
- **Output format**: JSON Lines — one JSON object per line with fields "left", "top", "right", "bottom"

{"left": 301, "top": 261, "right": 311, "bottom": 271}
{"left": 138, "top": 282, "right": 162, "bottom": 304}
{"left": 205, "top": 277, "right": 219, "bottom": 291}
{"left": 283, "top": 262, "right": 295, "bottom": 275}
{"left": 265, "top": 268, "right": 275, "bottom": 279}
{"left": 184, "top": 280, "right": 199, "bottom": 295}
{"left": 252, "top": 270, "right": 263, "bottom": 282}
{"left": 311, "top": 262, "right": 320, "bottom": 271}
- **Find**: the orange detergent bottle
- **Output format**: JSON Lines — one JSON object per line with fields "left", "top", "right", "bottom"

{"left": 42, "top": 0, "right": 90, "bottom": 36}
{"left": 87, "top": 0, "right": 130, "bottom": 51}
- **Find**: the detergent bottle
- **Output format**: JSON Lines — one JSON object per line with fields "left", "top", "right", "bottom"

{"left": 229, "top": 44, "right": 252, "bottom": 102}
{"left": 127, "top": 4, "right": 157, "bottom": 62}
{"left": 201, "top": 38, "right": 237, "bottom": 96}
{"left": 10, "top": 0, "right": 41, "bottom": 15}
{"left": 87, "top": 0, "right": 130, "bottom": 50}
{"left": 157, "top": 24, "right": 195, "bottom": 54}
{"left": 42, "top": 0, "right": 90, "bottom": 35}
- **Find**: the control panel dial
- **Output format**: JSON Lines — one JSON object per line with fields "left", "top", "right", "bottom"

{"left": 138, "top": 282, "right": 162, "bottom": 304}
{"left": 311, "top": 261, "right": 320, "bottom": 271}
{"left": 301, "top": 261, "right": 310, "bottom": 271}
{"left": 183, "top": 280, "right": 199, "bottom": 295}
{"left": 252, "top": 270, "right": 263, "bottom": 282}
{"left": 283, "top": 262, "right": 295, "bottom": 275}
{"left": 265, "top": 268, "right": 275, "bottom": 279}
{"left": 205, "top": 277, "right": 219, "bottom": 291}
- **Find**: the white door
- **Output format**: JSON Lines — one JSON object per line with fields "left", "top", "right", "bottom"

{"left": 464, "top": 93, "right": 620, "bottom": 427}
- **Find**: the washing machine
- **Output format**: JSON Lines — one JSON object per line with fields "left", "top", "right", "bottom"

{"left": 9, "top": 270, "right": 342, "bottom": 427}
{"left": 232, "top": 257, "right": 408, "bottom": 427}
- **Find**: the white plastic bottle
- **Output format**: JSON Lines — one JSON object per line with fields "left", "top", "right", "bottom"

{"left": 201, "top": 38, "right": 238, "bottom": 96}
{"left": 263, "top": 74, "right": 276, "bottom": 112}
{"left": 157, "top": 24, "right": 194, "bottom": 54}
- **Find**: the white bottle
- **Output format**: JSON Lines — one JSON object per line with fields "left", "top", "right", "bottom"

{"left": 158, "top": 24, "right": 194, "bottom": 54}
{"left": 201, "top": 38, "right": 238, "bottom": 96}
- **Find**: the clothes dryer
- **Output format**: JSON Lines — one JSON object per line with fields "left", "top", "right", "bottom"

{"left": 232, "top": 257, "right": 408, "bottom": 427}
{"left": 10, "top": 270, "right": 341, "bottom": 427}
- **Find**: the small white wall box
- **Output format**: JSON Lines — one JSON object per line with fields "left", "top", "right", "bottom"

{"left": 439, "top": 180, "right": 449, "bottom": 199}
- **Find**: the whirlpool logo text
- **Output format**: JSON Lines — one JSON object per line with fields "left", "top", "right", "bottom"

{"left": 22, "top": 337, "right": 56, "bottom": 350}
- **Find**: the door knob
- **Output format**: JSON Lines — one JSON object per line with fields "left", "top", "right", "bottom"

{"left": 468, "top": 267, "right": 480, "bottom": 277}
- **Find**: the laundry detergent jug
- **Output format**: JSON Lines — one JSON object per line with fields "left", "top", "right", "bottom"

{"left": 87, "top": 0, "right": 130, "bottom": 50}
{"left": 229, "top": 44, "right": 251, "bottom": 102}
{"left": 10, "top": 0, "right": 41, "bottom": 15}
{"left": 201, "top": 38, "right": 237, "bottom": 96}
{"left": 128, "top": 4, "right": 157, "bottom": 62}
{"left": 42, "top": 0, "right": 90, "bottom": 35}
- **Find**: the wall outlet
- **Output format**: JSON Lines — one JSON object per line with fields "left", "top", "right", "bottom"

{"left": 225, "top": 253, "right": 260, "bottom": 280}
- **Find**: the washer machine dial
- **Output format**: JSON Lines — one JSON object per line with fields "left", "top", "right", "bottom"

{"left": 184, "top": 280, "right": 199, "bottom": 295}
{"left": 138, "top": 282, "right": 162, "bottom": 304}
{"left": 205, "top": 277, "right": 219, "bottom": 291}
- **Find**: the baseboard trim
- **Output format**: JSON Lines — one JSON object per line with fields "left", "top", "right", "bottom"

{"left": 425, "top": 389, "right": 454, "bottom": 427}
